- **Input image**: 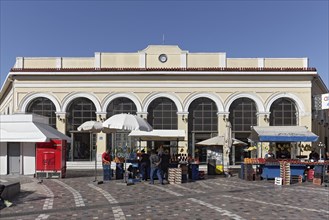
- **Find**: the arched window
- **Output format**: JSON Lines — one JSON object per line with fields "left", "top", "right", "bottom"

{"left": 66, "top": 98, "right": 96, "bottom": 133}
{"left": 229, "top": 98, "right": 257, "bottom": 132}
{"left": 106, "top": 98, "right": 138, "bottom": 158}
{"left": 270, "top": 98, "right": 297, "bottom": 126}
{"left": 106, "top": 97, "right": 137, "bottom": 118}
{"left": 229, "top": 98, "right": 257, "bottom": 164}
{"left": 26, "top": 97, "right": 57, "bottom": 128}
{"left": 188, "top": 98, "right": 218, "bottom": 162}
{"left": 66, "top": 98, "right": 96, "bottom": 161}
{"left": 147, "top": 97, "right": 178, "bottom": 130}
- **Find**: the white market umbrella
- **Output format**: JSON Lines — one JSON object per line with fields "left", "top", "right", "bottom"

{"left": 103, "top": 113, "right": 153, "bottom": 132}
{"left": 78, "top": 120, "right": 115, "bottom": 133}
{"left": 196, "top": 136, "right": 247, "bottom": 146}
{"left": 77, "top": 120, "right": 115, "bottom": 182}
{"left": 78, "top": 121, "right": 104, "bottom": 133}
{"left": 102, "top": 113, "right": 153, "bottom": 182}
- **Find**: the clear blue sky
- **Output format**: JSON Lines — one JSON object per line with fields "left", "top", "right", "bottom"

{"left": 1, "top": 0, "right": 328, "bottom": 89}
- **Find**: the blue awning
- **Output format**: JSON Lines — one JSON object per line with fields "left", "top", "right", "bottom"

{"left": 250, "top": 126, "right": 319, "bottom": 142}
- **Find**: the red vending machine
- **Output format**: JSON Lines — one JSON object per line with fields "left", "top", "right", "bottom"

{"left": 36, "top": 139, "right": 67, "bottom": 178}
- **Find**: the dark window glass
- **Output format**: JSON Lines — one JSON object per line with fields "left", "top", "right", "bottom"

{"left": 229, "top": 98, "right": 257, "bottom": 132}
{"left": 147, "top": 97, "right": 178, "bottom": 129}
{"left": 270, "top": 98, "right": 297, "bottom": 126}
{"left": 188, "top": 98, "right": 218, "bottom": 132}
{"left": 26, "top": 97, "right": 57, "bottom": 128}
{"left": 106, "top": 97, "right": 137, "bottom": 118}
{"left": 66, "top": 98, "right": 96, "bottom": 135}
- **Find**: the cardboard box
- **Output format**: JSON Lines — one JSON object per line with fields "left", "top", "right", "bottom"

{"left": 313, "top": 177, "right": 322, "bottom": 186}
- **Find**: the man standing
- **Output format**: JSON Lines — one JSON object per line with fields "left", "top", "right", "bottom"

{"left": 140, "top": 149, "right": 150, "bottom": 181}
{"left": 102, "top": 149, "right": 111, "bottom": 180}
{"left": 149, "top": 149, "right": 163, "bottom": 185}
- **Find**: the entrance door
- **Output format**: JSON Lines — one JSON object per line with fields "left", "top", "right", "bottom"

{"left": 8, "top": 142, "right": 20, "bottom": 174}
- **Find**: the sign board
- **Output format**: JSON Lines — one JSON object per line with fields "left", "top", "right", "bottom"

{"left": 322, "top": 93, "right": 329, "bottom": 110}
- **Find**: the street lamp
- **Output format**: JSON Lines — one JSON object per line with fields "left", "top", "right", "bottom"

{"left": 318, "top": 142, "right": 325, "bottom": 160}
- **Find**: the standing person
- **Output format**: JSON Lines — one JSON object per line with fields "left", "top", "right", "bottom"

{"left": 102, "top": 149, "right": 111, "bottom": 180}
{"left": 265, "top": 150, "right": 275, "bottom": 159}
{"left": 161, "top": 150, "right": 170, "bottom": 182}
{"left": 149, "top": 149, "right": 163, "bottom": 185}
{"left": 140, "top": 149, "right": 150, "bottom": 181}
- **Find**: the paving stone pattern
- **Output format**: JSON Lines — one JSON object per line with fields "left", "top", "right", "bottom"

{"left": 0, "top": 172, "right": 328, "bottom": 220}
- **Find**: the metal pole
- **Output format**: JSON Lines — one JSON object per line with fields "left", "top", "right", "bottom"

{"left": 92, "top": 132, "right": 97, "bottom": 182}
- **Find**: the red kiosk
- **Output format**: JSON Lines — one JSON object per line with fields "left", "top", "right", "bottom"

{"left": 36, "top": 139, "right": 67, "bottom": 178}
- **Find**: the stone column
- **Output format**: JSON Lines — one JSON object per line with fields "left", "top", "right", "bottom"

{"left": 256, "top": 112, "right": 270, "bottom": 158}
{"left": 55, "top": 112, "right": 66, "bottom": 134}
{"left": 177, "top": 111, "right": 189, "bottom": 154}
{"left": 136, "top": 112, "right": 149, "bottom": 150}
{"left": 218, "top": 112, "right": 230, "bottom": 171}
{"left": 96, "top": 112, "right": 107, "bottom": 155}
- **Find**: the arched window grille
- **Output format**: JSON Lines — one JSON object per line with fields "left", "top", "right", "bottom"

{"left": 229, "top": 98, "right": 257, "bottom": 132}
{"left": 26, "top": 97, "right": 57, "bottom": 128}
{"left": 147, "top": 97, "right": 178, "bottom": 130}
{"left": 66, "top": 98, "right": 96, "bottom": 134}
{"left": 106, "top": 97, "right": 137, "bottom": 118}
{"left": 270, "top": 98, "right": 297, "bottom": 126}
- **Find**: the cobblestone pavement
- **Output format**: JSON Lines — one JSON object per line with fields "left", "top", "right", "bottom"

{"left": 0, "top": 170, "right": 328, "bottom": 220}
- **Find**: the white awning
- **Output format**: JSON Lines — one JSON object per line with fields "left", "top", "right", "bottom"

{"left": 128, "top": 129, "right": 185, "bottom": 141}
{"left": 0, "top": 114, "right": 71, "bottom": 143}
{"left": 250, "top": 126, "right": 318, "bottom": 142}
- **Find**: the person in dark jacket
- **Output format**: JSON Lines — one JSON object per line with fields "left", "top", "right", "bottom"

{"left": 160, "top": 150, "right": 170, "bottom": 181}
{"left": 140, "top": 149, "right": 150, "bottom": 181}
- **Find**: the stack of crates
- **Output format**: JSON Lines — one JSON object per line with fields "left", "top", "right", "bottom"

{"left": 168, "top": 168, "right": 182, "bottom": 184}
{"left": 280, "top": 161, "right": 290, "bottom": 185}
{"left": 244, "top": 164, "right": 254, "bottom": 181}
{"left": 313, "top": 165, "right": 324, "bottom": 186}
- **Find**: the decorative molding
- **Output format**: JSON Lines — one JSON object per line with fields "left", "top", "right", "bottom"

{"left": 61, "top": 92, "right": 102, "bottom": 113}
{"left": 143, "top": 92, "right": 183, "bottom": 112}
{"left": 94, "top": 53, "right": 101, "bottom": 69}
{"left": 101, "top": 92, "right": 142, "bottom": 113}
{"left": 224, "top": 92, "right": 265, "bottom": 112}
{"left": 183, "top": 92, "right": 224, "bottom": 112}
{"left": 14, "top": 82, "right": 313, "bottom": 88}
{"left": 19, "top": 92, "right": 61, "bottom": 113}
{"left": 139, "top": 52, "right": 146, "bottom": 68}
{"left": 180, "top": 53, "right": 187, "bottom": 68}
{"left": 56, "top": 57, "right": 62, "bottom": 69}
{"left": 258, "top": 58, "right": 264, "bottom": 68}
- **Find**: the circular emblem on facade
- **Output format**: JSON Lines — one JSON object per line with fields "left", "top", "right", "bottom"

{"left": 159, "top": 54, "right": 168, "bottom": 63}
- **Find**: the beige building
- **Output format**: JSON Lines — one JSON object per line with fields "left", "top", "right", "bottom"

{"left": 0, "top": 45, "right": 328, "bottom": 174}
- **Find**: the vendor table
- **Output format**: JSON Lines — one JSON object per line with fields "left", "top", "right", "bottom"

{"left": 261, "top": 164, "right": 306, "bottom": 180}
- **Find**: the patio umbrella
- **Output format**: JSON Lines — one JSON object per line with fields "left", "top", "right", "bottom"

{"left": 195, "top": 136, "right": 247, "bottom": 146}
{"left": 103, "top": 113, "right": 153, "bottom": 132}
{"left": 77, "top": 120, "right": 115, "bottom": 182}
{"left": 102, "top": 113, "right": 153, "bottom": 182}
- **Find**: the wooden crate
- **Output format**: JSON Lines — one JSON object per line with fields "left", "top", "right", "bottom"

{"left": 313, "top": 177, "right": 322, "bottom": 186}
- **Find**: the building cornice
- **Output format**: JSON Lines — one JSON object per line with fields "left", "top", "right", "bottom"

{"left": 11, "top": 67, "right": 317, "bottom": 72}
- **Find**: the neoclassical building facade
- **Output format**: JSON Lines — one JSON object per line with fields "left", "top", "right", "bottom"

{"left": 1, "top": 45, "right": 328, "bottom": 170}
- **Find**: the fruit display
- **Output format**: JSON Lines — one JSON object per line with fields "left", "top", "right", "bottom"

{"left": 244, "top": 158, "right": 266, "bottom": 164}
{"left": 114, "top": 157, "right": 125, "bottom": 163}
{"left": 244, "top": 158, "right": 329, "bottom": 165}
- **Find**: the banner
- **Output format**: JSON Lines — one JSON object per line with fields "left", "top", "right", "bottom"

{"left": 322, "top": 93, "right": 329, "bottom": 110}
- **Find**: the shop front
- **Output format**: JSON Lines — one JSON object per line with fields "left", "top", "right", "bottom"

{"left": 241, "top": 126, "right": 327, "bottom": 184}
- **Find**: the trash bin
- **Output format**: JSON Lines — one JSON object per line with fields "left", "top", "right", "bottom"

{"left": 116, "top": 163, "right": 124, "bottom": 179}
{"left": 207, "top": 159, "right": 216, "bottom": 175}
{"left": 190, "top": 163, "right": 199, "bottom": 180}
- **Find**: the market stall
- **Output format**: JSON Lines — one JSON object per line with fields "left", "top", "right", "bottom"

{"left": 242, "top": 126, "right": 326, "bottom": 184}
